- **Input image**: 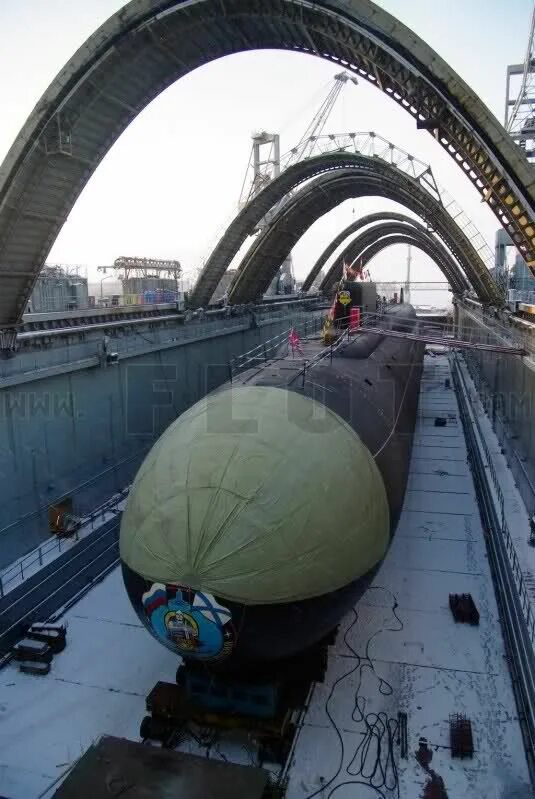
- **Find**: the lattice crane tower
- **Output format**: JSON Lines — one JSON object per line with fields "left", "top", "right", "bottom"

{"left": 505, "top": 1, "right": 535, "bottom": 162}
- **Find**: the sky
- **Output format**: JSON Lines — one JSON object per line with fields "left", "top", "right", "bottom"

{"left": 0, "top": 0, "right": 532, "bottom": 304}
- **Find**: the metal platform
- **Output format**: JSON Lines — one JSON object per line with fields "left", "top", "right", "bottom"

{"left": 52, "top": 735, "right": 268, "bottom": 799}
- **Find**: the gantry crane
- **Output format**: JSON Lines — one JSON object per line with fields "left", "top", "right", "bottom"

{"left": 97, "top": 257, "right": 181, "bottom": 281}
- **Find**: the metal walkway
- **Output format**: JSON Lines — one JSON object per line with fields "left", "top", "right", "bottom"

{"left": 354, "top": 325, "right": 528, "bottom": 355}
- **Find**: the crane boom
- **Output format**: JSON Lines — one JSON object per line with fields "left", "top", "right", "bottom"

{"left": 285, "top": 72, "right": 358, "bottom": 167}
{"left": 238, "top": 72, "right": 358, "bottom": 208}
{"left": 233, "top": 72, "right": 358, "bottom": 297}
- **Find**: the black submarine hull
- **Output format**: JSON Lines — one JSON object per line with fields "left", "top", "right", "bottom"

{"left": 122, "top": 304, "right": 424, "bottom": 671}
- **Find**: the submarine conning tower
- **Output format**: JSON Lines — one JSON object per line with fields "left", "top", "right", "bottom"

{"left": 120, "top": 303, "right": 425, "bottom": 670}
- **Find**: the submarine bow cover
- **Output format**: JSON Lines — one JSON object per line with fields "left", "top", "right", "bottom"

{"left": 120, "top": 385, "right": 390, "bottom": 605}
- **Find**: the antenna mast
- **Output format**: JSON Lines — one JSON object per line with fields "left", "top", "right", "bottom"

{"left": 405, "top": 245, "right": 412, "bottom": 305}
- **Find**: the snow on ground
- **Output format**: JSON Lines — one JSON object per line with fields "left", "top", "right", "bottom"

{"left": 0, "top": 354, "right": 531, "bottom": 799}
{"left": 285, "top": 355, "right": 531, "bottom": 799}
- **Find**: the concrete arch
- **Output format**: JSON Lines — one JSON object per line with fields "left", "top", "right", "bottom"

{"left": 0, "top": 0, "right": 533, "bottom": 334}
{"left": 318, "top": 223, "right": 468, "bottom": 294}
{"left": 191, "top": 153, "right": 369, "bottom": 307}
{"left": 315, "top": 217, "right": 470, "bottom": 295}
{"left": 346, "top": 234, "right": 459, "bottom": 288}
{"left": 303, "top": 211, "right": 438, "bottom": 292}
{"left": 228, "top": 167, "right": 490, "bottom": 303}
{"left": 194, "top": 153, "right": 499, "bottom": 307}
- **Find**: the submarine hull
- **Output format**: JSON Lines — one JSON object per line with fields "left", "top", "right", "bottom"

{"left": 122, "top": 560, "right": 379, "bottom": 670}
{"left": 120, "top": 304, "right": 424, "bottom": 671}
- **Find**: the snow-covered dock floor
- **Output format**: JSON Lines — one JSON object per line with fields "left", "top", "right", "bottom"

{"left": 0, "top": 354, "right": 531, "bottom": 798}
{"left": 285, "top": 354, "right": 531, "bottom": 799}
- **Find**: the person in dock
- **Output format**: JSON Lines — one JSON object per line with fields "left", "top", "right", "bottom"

{"left": 288, "top": 327, "right": 304, "bottom": 356}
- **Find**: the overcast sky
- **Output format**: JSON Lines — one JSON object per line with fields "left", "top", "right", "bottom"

{"left": 0, "top": 0, "right": 532, "bottom": 302}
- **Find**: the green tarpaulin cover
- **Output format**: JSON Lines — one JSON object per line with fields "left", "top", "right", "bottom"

{"left": 120, "top": 386, "right": 389, "bottom": 604}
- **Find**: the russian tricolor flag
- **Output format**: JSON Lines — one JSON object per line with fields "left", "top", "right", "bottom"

{"left": 142, "top": 583, "right": 167, "bottom": 616}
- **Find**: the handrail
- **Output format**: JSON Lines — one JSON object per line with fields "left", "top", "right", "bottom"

{"left": 455, "top": 355, "right": 535, "bottom": 642}
{"left": 229, "top": 314, "right": 327, "bottom": 379}
{"left": 453, "top": 353, "right": 535, "bottom": 780}
{"left": 0, "top": 488, "right": 128, "bottom": 598}
{"left": 463, "top": 351, "right": 535, "bottom": 508}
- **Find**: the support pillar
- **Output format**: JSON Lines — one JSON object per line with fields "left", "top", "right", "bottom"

{"left": 0, "top": 327, "right": 19, "bottom": 356}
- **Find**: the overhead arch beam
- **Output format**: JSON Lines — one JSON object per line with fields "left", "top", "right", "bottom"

{"left": 349, "top": 234, "right": 459, "bottom": 284}
{"left": 303, "top": 211, "right": 446, "bottom": 291}
{"left": 0, "top": 0, "right": 533, "bottom": 332}
{"left": 228, "top": 168, "right": 492, "bottom": 303}
{"left": 317, "top": 219, "right": 470, "bottom": 295}
{"left": 318, "top": 223, "right": 468, "bottom": 294}
{"left": 191, "top": 153, "right": 369, "bottom": 307}
{"left": 194, "top": 153, "right": 498, "bottom": 306}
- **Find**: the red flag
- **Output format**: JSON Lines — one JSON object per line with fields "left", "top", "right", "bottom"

{"left": 344, "top": 262, "right": 360, "bottom": 281}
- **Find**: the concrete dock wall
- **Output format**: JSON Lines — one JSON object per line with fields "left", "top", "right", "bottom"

{"left": 0, "top": 312, "right": 315, "bottom": 567}
{"left": 456, "top": 302, "right": 535, "bottom": 519}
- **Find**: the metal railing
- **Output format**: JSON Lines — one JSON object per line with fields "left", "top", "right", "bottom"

{"left": 229, "top": 309, "right": 397, "bottom": 384}
{"left": 228, "top": 308, "right": 375, "bottom": 379}
{"left": 456, "top": 354, "right": 535, "bottom": 642}
{"left": 229, "top": 314, "right": 326, "bottom": 379}
{"left": 453, "top": 353, "right": 535, "bottom": 780}
{"left": 459, "top": 300, "right": 533, "bottom": 355}
{"left": 0, "top": 533, "right": 80, "bottom": 597}
{"left": 0, "top": 487, "right": 128, "bottom": 598}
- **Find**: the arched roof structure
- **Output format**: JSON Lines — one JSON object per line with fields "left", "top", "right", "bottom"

{"left": 191, "top": 153, "right": 368, "bottom": 307}
{"left": 302, "top": 211, "right": 438, "bottom": 292}
{"left": 312, "top": 215, "right": 469, "bottom": 293}
{"left": 0, "top": 0, "right": 534, "bottom": 336}
{"left": 227, "top": 166, "right": 495, "bottom": 303}
{"left": 345, "top": 233, "right": 457, "bottom": 285}
{"left": 195, "top": 153, "right": 499, "bottom": 306}
{"left": 317, "top": 222, "right": 468, "bottom": 294}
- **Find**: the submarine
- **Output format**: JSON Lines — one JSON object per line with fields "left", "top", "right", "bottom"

{"left": 120, "top": 289, "right": 424, "bottom": 672}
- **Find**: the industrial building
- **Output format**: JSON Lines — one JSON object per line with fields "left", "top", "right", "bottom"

{"left": 27, "top": 265, "right": 89, "bottom": 314}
